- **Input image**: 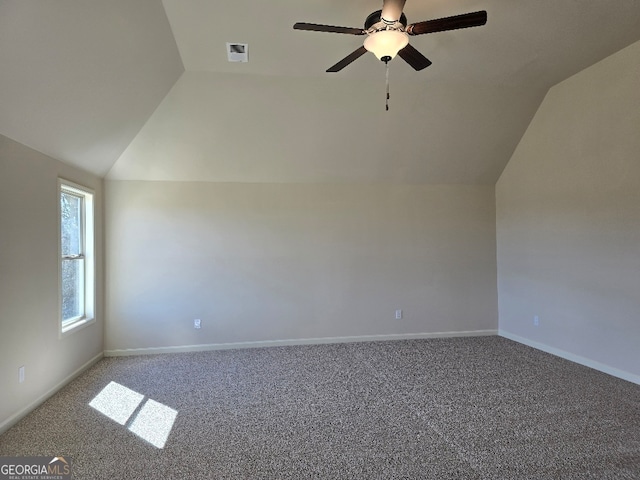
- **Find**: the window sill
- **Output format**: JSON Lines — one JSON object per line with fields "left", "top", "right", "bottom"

{"left": 60, "top": 316, "right": 96, "bottom": 338}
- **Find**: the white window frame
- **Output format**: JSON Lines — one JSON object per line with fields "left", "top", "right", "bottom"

{"left": 58, "top": 179, "right": 95, "bottom": 337}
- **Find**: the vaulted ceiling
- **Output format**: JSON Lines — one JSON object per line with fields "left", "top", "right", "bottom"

{"left": 2, "top": 1, "right": 640, "bottom": 183}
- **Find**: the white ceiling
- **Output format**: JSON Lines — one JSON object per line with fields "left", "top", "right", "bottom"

{"left": 0, "top": 0, "right": 183, "bottom": 176}
{"left": 2, "top": 0, "right": 640, "bottom": 183}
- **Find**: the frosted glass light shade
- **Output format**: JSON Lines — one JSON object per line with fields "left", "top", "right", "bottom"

{"left": 363, "top": 30, "right": 409, "bottom": 60}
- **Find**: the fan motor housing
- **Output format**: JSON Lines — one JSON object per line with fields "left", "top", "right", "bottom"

{"left": 365, "top": 10, "right": 408, "bottom": 30}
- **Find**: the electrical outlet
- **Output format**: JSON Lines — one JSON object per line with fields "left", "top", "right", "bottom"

{"left": 533, "top": 315, "right": 539, "bottom": 326}
{"left": 19, "top": 366, "right": 25, "bottom": 383}
{"left": 194, "top": 319, "right": 201, "bottom": 329}
{"left": 395, "top": 309, "right": 402, "bottom": 320}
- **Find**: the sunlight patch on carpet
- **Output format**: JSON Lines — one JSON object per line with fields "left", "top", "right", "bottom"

{"left": 128, "top": 399, "right": 178, "bottom": 449}
{"left": 89, "top": 381, "right": 178, "bottom": 448}
{"left": 89, "top": 381, "right": 144, "bottom": 425}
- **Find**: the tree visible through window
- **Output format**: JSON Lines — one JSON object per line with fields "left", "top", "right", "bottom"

{"left": 61, "top": 190, "right": 85, "bottom": 321}
{"left": 59, "top": 181, "right": 95, "bottom": 333}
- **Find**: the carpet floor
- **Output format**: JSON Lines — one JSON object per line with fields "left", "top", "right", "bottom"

{"left": 1, "top": 336, "right": 639, "bottom": 479}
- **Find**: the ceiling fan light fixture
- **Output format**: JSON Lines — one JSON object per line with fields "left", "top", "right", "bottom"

{"left": 364, "top": 30, "right": 409, "bottom": 61}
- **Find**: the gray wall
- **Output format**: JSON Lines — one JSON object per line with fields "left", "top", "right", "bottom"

{"left": 496, "top": 40, "right": 640, "bottom": 381}
{"left": 105, "top": 182, "right": 498, "bottom": 352}
{"left": 0, "top": 135, "right": 104, "bottom": 431}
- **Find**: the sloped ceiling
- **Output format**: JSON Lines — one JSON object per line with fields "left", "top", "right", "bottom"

{"left": 2, "top": 1, "right": 640, "bottom": 183}
{"left": 0, "top": 0, "right": 183, "bottom": 176}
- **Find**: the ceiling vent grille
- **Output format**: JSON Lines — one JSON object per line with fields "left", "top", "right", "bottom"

{"left": 226, "top": 43, "right": 248, "bottom": 63}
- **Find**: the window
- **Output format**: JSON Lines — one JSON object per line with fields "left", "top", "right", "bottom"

{"left": 59, "top": 180, "right": 95, "bottom": 335}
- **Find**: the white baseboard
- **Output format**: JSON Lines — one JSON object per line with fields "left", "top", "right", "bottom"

{"left": 0, "top": 352, "right": 104, "bottom": 436}
{"left": 104, "top": 329, "right": 498, "bottom": 357}
{"left": 499, "top": 330, "right": 640, "bottom": 385}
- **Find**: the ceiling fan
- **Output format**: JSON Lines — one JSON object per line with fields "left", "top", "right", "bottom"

{"left": 293, "top": 0, "right": 487, "bottom": 73}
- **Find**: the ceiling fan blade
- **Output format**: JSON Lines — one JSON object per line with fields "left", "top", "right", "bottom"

{"left": 397, "top": 44, "right": 432, "bottom": 71}
{"left": 381, "top": 0, "right": 406, "bottom": 22}
{"left": 326, "top": 46, "right": 368, "bottom": 72}
{"left": 407, "top": 11, "right": 487, "bottom": 36}
{"left": 293, "top": 23, "right": 365, "bottom": 35}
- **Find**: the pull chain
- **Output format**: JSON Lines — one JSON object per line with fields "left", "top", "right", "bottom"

{"left": 385, "top": 59, "right": 390, "bottom": 111}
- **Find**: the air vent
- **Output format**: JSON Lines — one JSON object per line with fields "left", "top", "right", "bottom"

{"left": 226, "top": 43, "right": 248, "bottom": 63}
